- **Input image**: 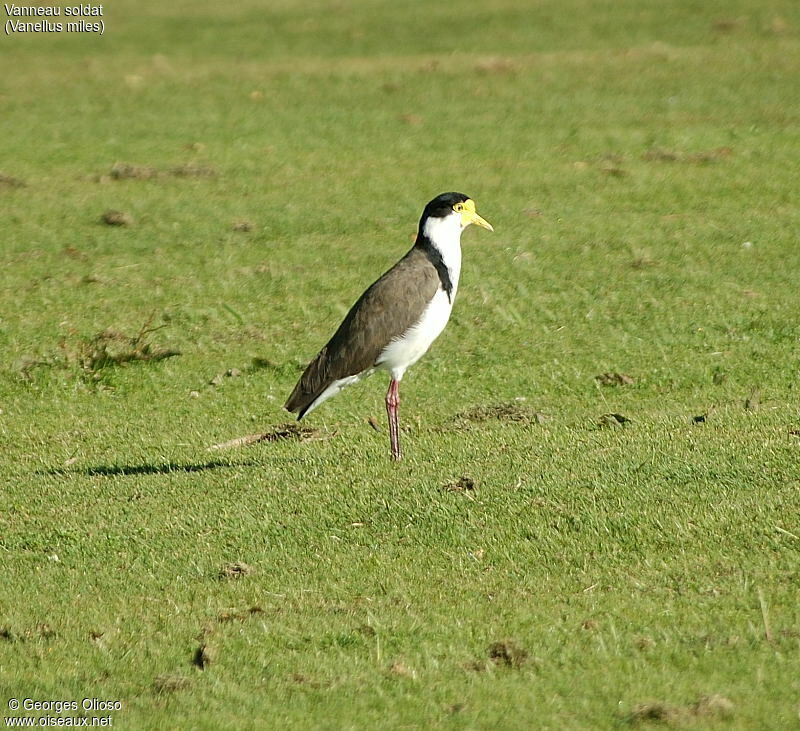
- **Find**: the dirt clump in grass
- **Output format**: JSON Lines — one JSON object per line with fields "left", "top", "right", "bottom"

{"left": 601, "top": 162, "right": 627, "bottom": 177}
{"left": 744, "top": 387, "right": 760, "bottom": 411}
{"left": 595, "top": 372, "right": 635, "bottom": 386}
{"left": 193, "top": 643, "right": 215, "bottom": 670}
{"left": 250, "top": 356, "right": 280, "bottom": 370}
{"left": 625, "top": 695, "right": 734, "bottom": 725}
{"left": 13, "top": 313, "right": 180, "bottom": 383}
{"left": 66, "top": 320, "right": 180, "bottom": 377}
{"left": 712, "top": 17, "right": 743, "bottom": 33}
{"left": 219, "top": 561, "right": 254, "bottom": 580}
{"left": 0, "top": 624, "right": 55, "bottom": 642}
{"left": 0, "top": 172, "right": 26, "bottom": 188}
{"left": 463, "top": 658, "right": 488, "bottom": 672}
{"left": 642, "top": 147, "right": 733, "bottom": 164}
{"left": 109, "top": 162, "right": 158, "bottom": 180}
{"left": 443, "top": 476, "right": 475, "bottom": 492}
{"left": 693, "top": 695, "right": 734, "bottom": 718}
{"left": 209, "top": 368, "right": 242, "bottom": 386}
{"left": 14, "top": 356, "right": 53, "bottom": 382}
{"left": 171, "top": 163, "right": 217, "bottom": 178}
{"left": 626, "top": 702, "right": 680, "bottom": 724}
{"left": 453, "top": 402, "right": 544, "bottom": 427}
{"left": 692, "top": 406, "right": 716, "bottom": 424}
{"left": 153, "top": 674, "right": 191, "bottom": 694}
{"left": 598, "top": 413, "right": 631, "bottom": 428}
{"left": 100, "top": 209, "right": 134, "bottom": 226}
{"left": 62, "top": 246, "right": 88, "bottom": 261}
{"left": 106, "top": 161, "right": 217, "bottom": 181}
{"left": 488, "top": 640, "right": 528, "bottom": 669}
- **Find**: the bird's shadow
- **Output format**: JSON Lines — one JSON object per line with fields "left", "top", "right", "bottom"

{"left": 43, "top": 460, "right": 256, "bottom": 478}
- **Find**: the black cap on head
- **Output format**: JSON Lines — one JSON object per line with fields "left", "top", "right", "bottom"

{"left": 420, "top": 192, "right": 470, "bottom": 223}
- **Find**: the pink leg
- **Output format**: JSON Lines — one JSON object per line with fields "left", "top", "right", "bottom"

{"left": 385, "top": 379, "right": 402, "bottom": 461}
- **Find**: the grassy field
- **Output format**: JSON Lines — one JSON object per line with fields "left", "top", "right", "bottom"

{"left": 2, "top": 0, "right": 800, "bottom": 727}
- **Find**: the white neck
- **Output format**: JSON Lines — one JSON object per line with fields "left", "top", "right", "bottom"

{"left": 422, "top": 212, "right": 463, "bottom": 294}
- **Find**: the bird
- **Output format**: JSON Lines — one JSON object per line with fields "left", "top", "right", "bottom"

{"left": 284, "top": 192, "right": 493, "bottom": 461}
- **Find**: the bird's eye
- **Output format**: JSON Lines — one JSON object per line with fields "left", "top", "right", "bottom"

{"left": 453, "top": 203, "right": 464, "bottom": 212}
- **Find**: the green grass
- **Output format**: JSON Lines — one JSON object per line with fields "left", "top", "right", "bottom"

{"left": 2, "top": 1, "right": 800, "bottom": 727}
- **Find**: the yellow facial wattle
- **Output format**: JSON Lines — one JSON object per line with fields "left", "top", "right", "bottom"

{"left": 456, "top": 198, "right": 493, "bottom": 231}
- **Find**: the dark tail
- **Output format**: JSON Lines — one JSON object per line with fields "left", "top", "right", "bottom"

{"left": 284, "top": 348, "right": 331, "bottom": 420}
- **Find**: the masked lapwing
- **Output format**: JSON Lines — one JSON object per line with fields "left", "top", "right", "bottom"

{"left": 285, "top": 192, "right": 493, "bottom": 460}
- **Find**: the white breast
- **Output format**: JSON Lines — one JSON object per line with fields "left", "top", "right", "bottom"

{"left": 377, "top": 287, "right": 455, "bottom": 381}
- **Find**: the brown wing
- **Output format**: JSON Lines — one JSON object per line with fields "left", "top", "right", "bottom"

{"left": 285, "top": 247, "right": 440, "bottom": 418}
